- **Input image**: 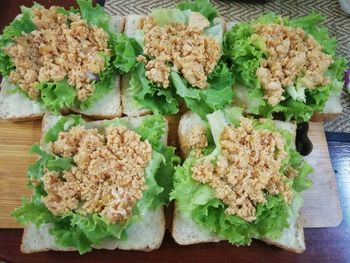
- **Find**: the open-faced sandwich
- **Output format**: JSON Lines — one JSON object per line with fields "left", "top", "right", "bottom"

{"left": 172, "top": 108, "right": 313, "bottom": 252}
{"left": 12, "top": 113, "right": 178, "bottom": 254}
{"left": 224, "top": 13, "right": 347, "bottom": 122}
{"left": 0, "top": 0, "right": 139, "bottom": 120}
{"left": 120, "top": 0, "right": 234, "bottom": 118}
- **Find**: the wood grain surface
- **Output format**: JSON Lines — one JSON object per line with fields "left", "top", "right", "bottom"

{"left": 302, "top": 122, "right": 342, "bottom": 227}
{"left": 0, "top": 118, "right": 342, "bottom": 229}
{"left": 0, "top": 120, "right": 41, "bottom": 227}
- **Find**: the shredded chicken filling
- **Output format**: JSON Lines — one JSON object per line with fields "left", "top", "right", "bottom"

{"left": 41, "top": 125, "right": 152, "bottom": 224}
{"left": 183, "top": 125, "right": 208, "bottom": 157}
{"left": 139, "top": 12, "right": 221, "bottom": 89}
{"left": 5, "top": 6, "right": 110, "bottom": 101}
{"left": 192, "top": 118, "right": 295, "bottom": 222}
{"left": 255, "top": 23, "right": 332, "bottom": 106}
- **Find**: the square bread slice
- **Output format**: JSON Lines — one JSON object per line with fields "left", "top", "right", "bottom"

{"left": 174, "top": 111, "right": 305, "bottom": 253}
{"left": 225, "top": 20, "right": 342, "bottom": 122}
{"left": 121, "top": 15, "right": 226, "bottom": 117}
{"left": 0, "top": 15, "right": 124, "bottom": 121}
{"left": 0, "top": 77, "right": 44, "bottom": 121}
{"left": 21, "top": 112, "right": 167, "bottom": 253}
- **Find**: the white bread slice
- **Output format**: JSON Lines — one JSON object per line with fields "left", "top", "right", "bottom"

{"left": 0, "top": 15, "right": 124, "bottom": 121}
{"left": 123, "top": 14, "right": 145, "bottom": 39}
{"left": 121, "top": 15, "right": 226, "bottom": 117}
{"left": 22, "top": 113, "right": 167, "bottom": 253}
{"left": 225, "top": 20, "right": 342, "bottom": 122}
{"left": 70, "top": 75, "right": 122, "bottom": 119}
{"left": 174, "top": 111, "right": 305, "bottom": 253}
{"left": 0, "top": 77, "right": 44, "bottom": 120}
{"left": 121, "top": 14, "right": 151, "bottom": 117}
{"left": 172, "top": 203, "right": 305, "bottom": 253}
{"left": 109, "top": 15, "right": 125, "bottom": 34}
{"left": 178, "top": 111, "right": 206, "bottom": 157}
{"left": 121, "top": 71, "right": 151, "bottom": 117}
{"left": 21, "top": 223, "right": 75, "bottom": 253}
{"left": 261, "top": 218, "right": 305, "bottom": 253}
{"left": 172, "top": 205, "right": 220, "bottom": 245}
{"left": 21, "top": 207, "right": 165, "bottom": 253}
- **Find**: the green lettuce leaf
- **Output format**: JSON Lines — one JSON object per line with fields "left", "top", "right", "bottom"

{"left": 46, "top": 157, "right": 75, "bottom": 172}
{"left": 128, "top": 63, "right": 179, "bottom": 115}
{"left": 27, "top": 144, "right": 55, "bottom": 180}
{"left": 35, "top": 80, "right": 76, "bottom": 113}
{"left": 204, "top": 23, "right": 223, "bottom": 44}
{"left": 134, "top": 114, "right": 168, "bottom": 148}
{"left": 55, "top": 6, "right": 79, "bottom": 15}
{"left": 177, "top": 0, "right": 218, "bottom": 23}
{"left": 151, "top": 8, "right": 190, "bottom": 26}
{"left": 111, "top": 34, "right": 143, "bottom": 73}
{"left": 0, "top": 51, "right": 13, "bottom": 77}
{"left": 286, "top": 12, "right": 336, "bottom": 56}
{"left": 134, "top": 114, "right": 180, "bottom": 204}
{"left": 11, "top": 197, "right": 57, "bottom": 227}
{"left": 27, "top": 144, "right": 77, "bottom": 180}
{"left": 171, "top": 62, "right": 234, "bottom": 119}
{"left": 44, "top": 115, "right": 85, "bottom": 143}
{"left": 290, "top": 151, "right": 313, "bottom": 192}
{"left": 76, "top": 0, "right": 111, "bottom": 35}
{"left": 151, "top": 0, "right": 218, "bottom": 26}
{"left": 171, "top": 108, "right": 312, "bottom": 244}
{"left": 0, "top": 6, "right": 36, "bottom": 76}
{"left": 224, "top": 12, "right": 346, "bottom": 122}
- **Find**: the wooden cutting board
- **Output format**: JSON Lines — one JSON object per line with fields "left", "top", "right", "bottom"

{"left": 0, "top": 119, "right": 342, "bottom": 228}
{"left": 0, "top": 119, "right": 42, "bottom": 228}
{"left": 301, "top": 122, "right": 342, "bottom": 227}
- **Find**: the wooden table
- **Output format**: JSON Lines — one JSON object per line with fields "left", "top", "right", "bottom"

{"left": 0, "top": 0, "right": 349, "bottom": 262}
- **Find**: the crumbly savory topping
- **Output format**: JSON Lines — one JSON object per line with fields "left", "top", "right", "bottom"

{"left": 139, "top": 12, "right": 221, "bottom": 89}
{"left": 255, "top": 23, "right": 332, "bottom": 106}
{"left": 192, "top": 118, "right": 294, "bottom": 222}
{"left": 183, "top": 125, "right": 208, "bottom": 156}
{"left": 42, "top": 125, "right": 152, "bottom": 224}
{"left": 145, "top": 59, "right": 171, "bottom": 88}
{"left": 4, "top": 6, "right": 110, "bottom": 101}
